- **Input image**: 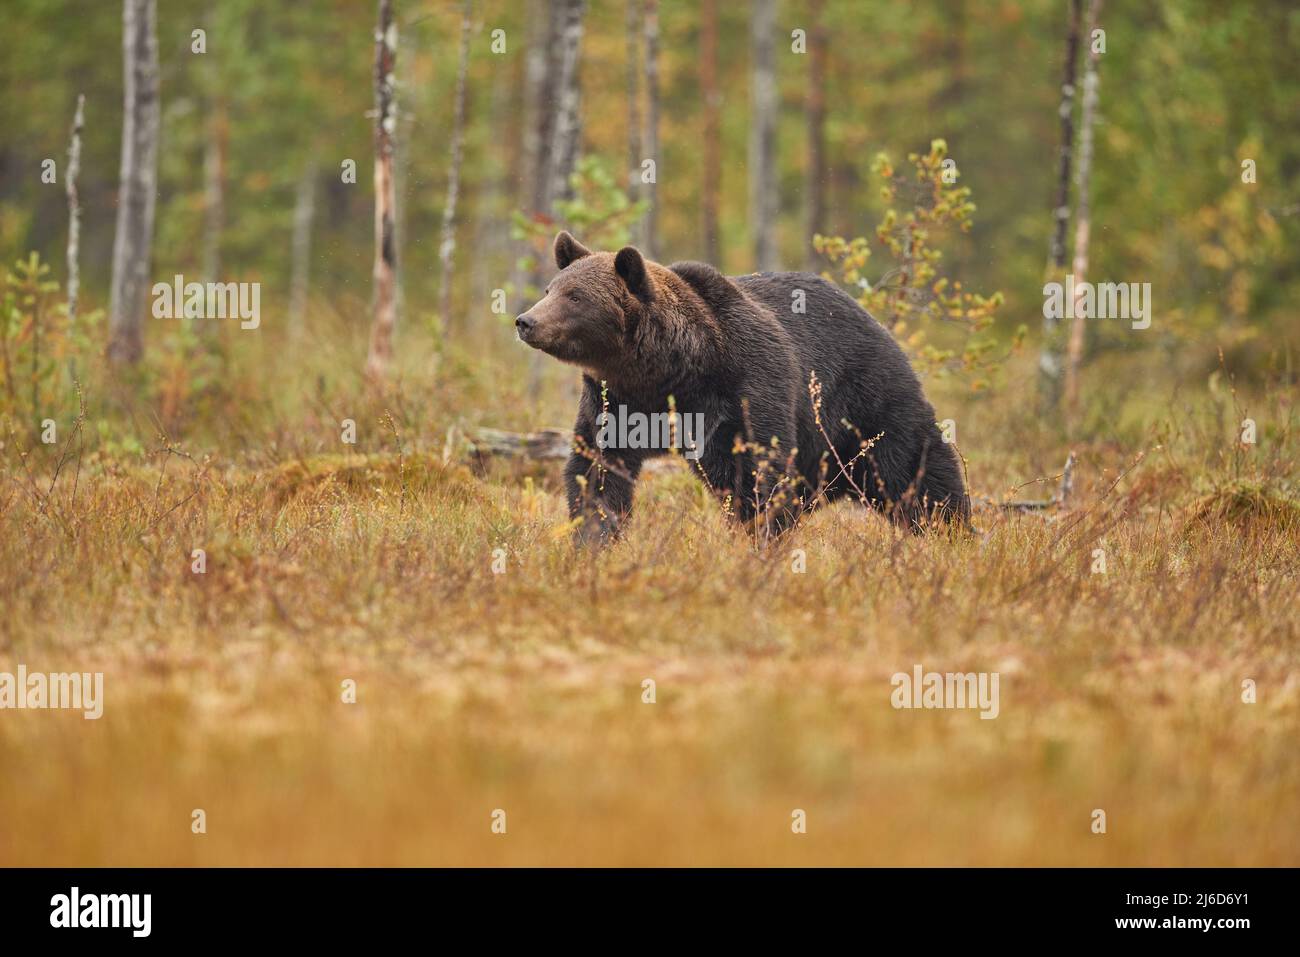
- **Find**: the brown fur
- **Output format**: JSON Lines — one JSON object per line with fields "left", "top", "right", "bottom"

{"left": 517, "top": 231, "right": 969, "bottom": 546}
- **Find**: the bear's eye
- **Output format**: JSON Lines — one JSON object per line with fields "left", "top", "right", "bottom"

{"left": 567, "top": 292, "right": 582, "bottom": 304}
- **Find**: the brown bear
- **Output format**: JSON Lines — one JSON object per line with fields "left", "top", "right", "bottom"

{"left": 516, "top": 231, "right": 969, "bottom": 545}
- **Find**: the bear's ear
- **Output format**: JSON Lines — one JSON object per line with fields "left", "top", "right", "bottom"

{"left": 614, "top": 246, "right": 650, "bottom": 299}
{"left": 554, "top": 231, "right": 591, "bottom": 270}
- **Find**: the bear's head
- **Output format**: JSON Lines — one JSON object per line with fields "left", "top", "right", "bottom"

{"left": 515, "top": 231, "right": 651, "bottom": 368}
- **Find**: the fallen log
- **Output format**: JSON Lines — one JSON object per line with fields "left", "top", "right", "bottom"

{"left": 463, "top": 426, "right": 572, "bottom": 462}
{"left": 977, "top": 452, "right": 1076, "bottom": 511}
{"left": 459, "top": 425, "right": 687, "bottom": 477}
{"left": 462, "top": 428, "right": 1079, "bottom": 512}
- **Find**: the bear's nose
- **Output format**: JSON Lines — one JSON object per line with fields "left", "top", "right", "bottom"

{"left": 515, "top": 314, "right": 535, "bottom": 336}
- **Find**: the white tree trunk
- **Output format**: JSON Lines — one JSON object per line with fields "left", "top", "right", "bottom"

{"left": 108, "top": 0, "right": 160, "bottom": 366}
{"left": 1038, "top": 0, "right": 1082, "bottom": 404}
{"left": 65, "top": 94, "right": 85, "bottom": 328}
{"left": 438, "top": 0, "right": 473, "bottom": 326}
{"left": 511, "top": 0, "right": 552, "bottom": 317}
{"left": 528, "top": 0, "right": 585, "bottom": 400}
{"left": 1064, "top": 0, "right": 1104, "bottom": 427}
{"left": 366, "top": 0, "right": 399, "bottom": 381}
{"left": 540, "top": 0, "right": 585, "bottom": 211}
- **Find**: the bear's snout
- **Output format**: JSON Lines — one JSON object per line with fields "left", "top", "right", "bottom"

{"left": 515, "top": 313, "right": 536, "bottom": 339}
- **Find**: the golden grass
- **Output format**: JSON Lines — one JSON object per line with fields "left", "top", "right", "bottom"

{"left": 2, "top": 396, "right": 1298, "bottom": 865}
{"left": 1184, "top": 479, "right": 1300, "bottom": 533}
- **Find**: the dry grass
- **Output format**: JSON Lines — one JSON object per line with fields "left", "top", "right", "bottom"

{"left": 1, "top": 367, "right": 1298, "bottom": 866}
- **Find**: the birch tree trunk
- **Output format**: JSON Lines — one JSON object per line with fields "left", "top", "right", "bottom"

{"left": 624, "top": 0, "right": 642, "bottom": 245}
{"left": 1038, "top": 0, "right": 1082, "bottom": 406}
{"left": 438, "top": 0, "right": 473, "bottom": 327}
{"left": 108, "top": 0, "right": 160, "bottom": 367}
{"left": 641, "top": 0, "right": 660, "bottom": 260}
{"left": 805, "top": 0, "right": 827, "bottom": 268}
{"left": 540, "top": 0, "right": 584, "bottom": 211}
{"left": 490, "top": 23, "right": 523, "bottom": 351}
{"left": 750, "top": 0, "right": 778, "bottom": 271}
{"left": 65, "top": 94, "right": 85, "bottom": 329}
{"left": 525, "top": 3, "right": 558, "bottom": 217}
{"left": 508, "top": 0, "right": 557, "bottom": 392}
{"left": 1064, "top": 0, "right": 1104, "bottom": 428}
{"left": 512, "top": 0, "right": 552, "bottom": 315}
{"left": 527, "top": 0, "right": 585, "bottom": 401}
{"left": 700, "top": 0, "right": 722, "bottom": 266}
{"left": 288, "top": 162, "right": 317, "bottom": 341}
{"left": 366, "top": 0, "right": 399, "bottom": 381}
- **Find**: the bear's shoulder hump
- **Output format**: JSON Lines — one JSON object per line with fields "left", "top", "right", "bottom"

{"left": 668, "top": 260, "right": 744, "bottom": 311}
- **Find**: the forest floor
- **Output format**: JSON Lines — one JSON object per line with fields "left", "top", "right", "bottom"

{"left": 1, "top": 368, "right": 1298, "bottom": 866}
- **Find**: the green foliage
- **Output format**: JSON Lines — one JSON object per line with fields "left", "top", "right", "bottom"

{"left": 0, "top": 0, "right": 1297, "bottom": 446}
{"left": 816, "top": 140, "right": 1013, "bottom": 390}
{"left": 511, "top": 156, "right": 651, "bottom": 300}
{"left": 0, "top": 252, "right": 101, "bottom": 439}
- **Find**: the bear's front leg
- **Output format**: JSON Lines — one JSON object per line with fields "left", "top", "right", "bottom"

{"left": 742, "top": 392, "right": 804, "bottom": 540}
{"left": 564, "top": 449, "right": 640, "bottom": 548}
{"left": 701, "top": 398, "right": 800, "bottom": 542}
{"left": 563, "top": 376, "right": 643, "bottom": 548}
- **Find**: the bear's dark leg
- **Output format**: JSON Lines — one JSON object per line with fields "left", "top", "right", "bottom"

{"left": 563, "top": 376, "right": 644, "bottom": 547}
{"left": 855, "top": 434, "right": 970, "bottom": 530}
{"left": 910, "top": 439, "right": 971, "bottom": 527}
{"left": 564, "top": 449, "right": 641, "bottom": 547}
{"left": 706, "top": 399, "right": 801, "bottom": 541}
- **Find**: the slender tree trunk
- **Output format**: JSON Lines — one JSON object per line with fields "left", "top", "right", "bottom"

{"left": 641, "top": 0, "right": 660, "bottom": 260}
{"left": 288, "top": 162, "right": 317, "bottom": 341}
{"left": 525, "top": 0, "right": 585, "bottom": 399}
{"left": 495, "top": 16, "right": 524, "bottom": 347}
{"left": 700, "top": 0, "right": 721, "bottom": 266}
{"left": 393, "top": 63, "right": 412, "bottom": 336}
{"left": 512, "top": 0, "right": 552, "bottom": 315}
{"left": 1039, "top": 0, "right": 1082, "bottom": 405}
{"left": 526, "top": 3, "right": 560, "bottom": 216}
{"left": 1064, "top": 0, "right": 1103, "bottom": 428}
{"left": 805, "top": 0, "right": 827, "bottom": 268}
{"left": 526, "top": 0, "right": 585, "bottom": 398}
{"left": 65, "top": 94, "right": 85, "bottom": 328}
{"left": 1048, "top": 0, "right": 1082, "bottom": 272}
{"left": 108, "top": 0, "right": 160, "bottom": 367}
{"left": 625, "top": 0, "right": 642, "bottom": 245}
{"left": 501, "top": 19, "right": 524, "bottom": 222}
{"left": 366, "top": 0, "right": 399, "bottom": 381}
{"left": 438, "top": 0, "right": 473, "bottom": 327}
{"left": 540, "top": 0, "right": 584, "bottom": 211}
{"left": 938, "top": 1, "right": 968, "bottom": 277}
{"left": 201, "top": 99, "right": 226, "bottom": 282}
{"left": 510, "top": 0, "right": 555, "bottom": 407}
{"left": 750, "top": 0, "right": 778, "bottom": 271}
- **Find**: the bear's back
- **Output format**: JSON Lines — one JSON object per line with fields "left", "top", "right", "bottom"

{"left": 730, "top": 271, "right": 919, "bottom": 397}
